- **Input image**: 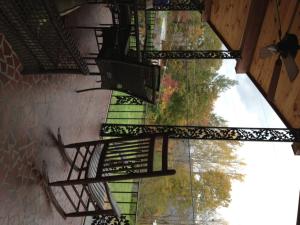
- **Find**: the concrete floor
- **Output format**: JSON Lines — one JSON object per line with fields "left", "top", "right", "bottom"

{"left": 0, "top": 4, "right": 112, "bottom": 225}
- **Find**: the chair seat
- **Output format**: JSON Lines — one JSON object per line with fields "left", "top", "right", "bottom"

{"left": 87, "top": 144, "right": 121, "bottom": 218}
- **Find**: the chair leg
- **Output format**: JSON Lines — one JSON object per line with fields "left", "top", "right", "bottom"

{"left": 57, "top": 128, "right": 80, "bottom": 171}
{"left": 42, "top": 161, "right": 67, "bottom": 219}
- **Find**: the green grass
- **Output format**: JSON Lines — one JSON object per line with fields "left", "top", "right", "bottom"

{"left": 109, "top": 181, "right": 138, "bottom": 225}
{"left": 106, "top": 93, "right": 146, "bottom": 125}
{"left": 105, "top": 92, "right": 146, "bottom": 224}
{"left": 106, "top": 105, "right": 145, "bottom": 124}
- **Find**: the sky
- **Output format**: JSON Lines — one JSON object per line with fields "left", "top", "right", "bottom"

{"left": 214, "top": 59, "right": 300, "bottom": 225}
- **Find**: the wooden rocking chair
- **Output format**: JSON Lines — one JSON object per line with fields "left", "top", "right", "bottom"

{"left": 43, "top": 130, "right": 175, "bottom": 218}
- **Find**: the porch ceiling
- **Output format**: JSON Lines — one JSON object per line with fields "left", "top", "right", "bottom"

{"left": 206, "top": 0, "right": 300, "bottom": 128}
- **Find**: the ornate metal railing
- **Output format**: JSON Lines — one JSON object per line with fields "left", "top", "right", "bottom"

{"left": 88, "top": 0, "right": 205, "bottom": 11}
{"left": 91, "top": 215, "right": 130, "bottom": 225}
{"left": 0, "top": 0, "right": 89, "bottom": 74}
{"left": 114, "top": 96, "right": 144, "bottom": 105}
{"left": 142, "top": 50, "right": 241, "bottom": 59}
{"left": 146, "top": 0, "right": 205, "bottom": 11}
{"left": 101, "top": 124, "right": 300, "bottom": 142}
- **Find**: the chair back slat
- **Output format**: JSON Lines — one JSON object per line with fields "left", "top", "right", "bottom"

{"left": 147, "top": 137, "right": 155, "bottom": 172}
{"left": 105, "top": 145, "right": 150, "bottom": 154}
{"left": 102, "top": 157, "right": 149, "bottom": 168}
{"left": 82, "top": 134, "right": 175, "bottom": 182}
{"left": 104, "top": 150, "right": 148, "bottom": 159}
{"left": 103, "top": 165, "right": 149, "bottom": 175}
{"left": 103, "top": 155, "right": 149, "bottom": 165}
{"left": 107, "top": 141, "right": 151, "bottom": 150}
{"left": 90, "top": 136, "right": 154, "bottom": 178}
{"left": 162, "top": 135, "right": 169, "bottom": 171}
{"left": 100, "top": 137, "right": 153, "bottom": 177}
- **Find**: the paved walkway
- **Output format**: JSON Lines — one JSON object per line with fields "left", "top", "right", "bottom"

{"left": 0, "top": 6, "right": 111, "bottom": 224}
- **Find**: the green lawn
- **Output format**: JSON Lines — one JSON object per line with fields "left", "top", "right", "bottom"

{"left": 105, "top": 92, "right": 146, "bottom": 224}
{"left": 106, "top": 93, "right": 146, "bottom": 125}
{"left": 109, "top": 181, "right": 139, "bottom": 224}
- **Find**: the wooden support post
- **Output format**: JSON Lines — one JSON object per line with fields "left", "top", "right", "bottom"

{"left": 292, "top": 142, "right": 300, "bottom": 155}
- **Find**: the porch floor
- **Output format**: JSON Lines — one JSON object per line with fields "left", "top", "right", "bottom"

{"left": 0, "top": 6, "right": 111, "bottom": 223}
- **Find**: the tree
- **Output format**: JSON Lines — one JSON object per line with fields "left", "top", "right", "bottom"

{"left": 196, "top": 170, "right": 231, "bottom": 212}
{"left": 196, "top": 209, "right": 229, "bottom": 225}
{"left": 147, "top": 66, "right": 237, "bottom": 125}
{"left": 208, "top": 113, "right": 227, "bottom": 126}
{"left": 141, "top": 11, "right": 243, "bottom": 225}
{"left": 191, "top": 140, "right": 245, "bottom": 181}
{"left": 137, "top": 164, "right": 199, "bottom": 222}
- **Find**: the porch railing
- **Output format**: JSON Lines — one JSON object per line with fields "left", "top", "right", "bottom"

{"left": 0, "top": 0, "right": 89, "bottom": 74}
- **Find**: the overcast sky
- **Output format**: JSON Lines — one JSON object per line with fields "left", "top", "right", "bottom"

{"left": 214, "top": 59, "right": 300, "bottom": 225}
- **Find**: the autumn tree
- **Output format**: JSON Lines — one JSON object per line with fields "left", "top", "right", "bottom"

{"left": 196, "top": 170, "right": 231, "bottom": 212}
{"left": 137, "top": 164, "right": 199, "bottom": 222}
{"left": 191, "top": 140, "right": 245, "bottom": 181}
{"left": 141, "top": 10, "right": 244, "bottom": 225}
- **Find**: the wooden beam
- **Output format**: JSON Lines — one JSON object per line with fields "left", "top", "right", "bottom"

{"left": 235, "top": 0, "right": 269, "bottom": 73}
{"left": 267, "top": 58, "right": 282, "bottom": 101}
{"left": 292, "top": 142, "right": 300, "bottom": 155}
{"left": 202, "top": 0, "right": 212, "bottom": 22}
{"left": 206, "top": 21, "right": 234, "bottom": 53}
